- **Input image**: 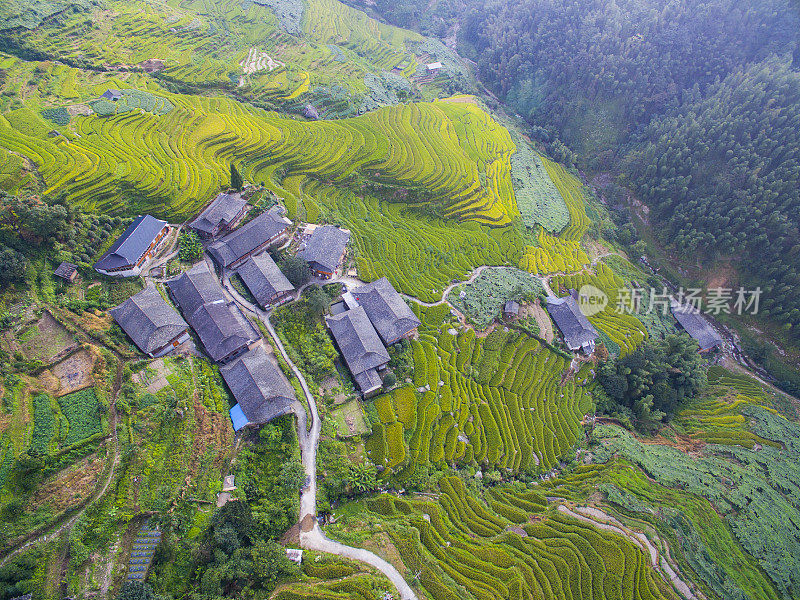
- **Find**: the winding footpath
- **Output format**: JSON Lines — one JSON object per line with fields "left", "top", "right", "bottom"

{"left": 216, "top": 267, "right": 418, "bottom": 600}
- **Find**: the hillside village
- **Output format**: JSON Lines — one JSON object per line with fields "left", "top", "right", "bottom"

{"left": 2, "top": 0, "right": 799, "bottom": 598}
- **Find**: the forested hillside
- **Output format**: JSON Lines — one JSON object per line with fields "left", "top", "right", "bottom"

{"left": 627, "top": 59, "right": 800, "bottom": 341}
{"left": 459, "top": 0, "right": 799, "bottom": 163}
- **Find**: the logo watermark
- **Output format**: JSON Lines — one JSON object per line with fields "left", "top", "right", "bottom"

{"left": 578, "top": 285, "right": 608, "bottom": 316}
{"left": 614, "top": 286, "right": 762, "bottom": 316}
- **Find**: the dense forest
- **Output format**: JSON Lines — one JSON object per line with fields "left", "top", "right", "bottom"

{"left": 628, "top": 59, "right": 800, "bottom": 338}
{"left": 458, "top": 0, "right": 799, "bottom": 164}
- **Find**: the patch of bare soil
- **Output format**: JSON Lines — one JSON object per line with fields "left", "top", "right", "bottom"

{"left": 28, "top": 453, "right": 105, "bottom": 513}
{"left": 21, "top": 311, "right": 77, "bottom": 362}
{"left": 50, "top": 348, "right": 98, "bottom": 396}
{"left": 522, "top": 301, "right": 553, "bottom": 342}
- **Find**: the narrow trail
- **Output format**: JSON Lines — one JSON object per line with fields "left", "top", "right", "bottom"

{"left": 216, "top": 267, "right": 418, "bottom": 600}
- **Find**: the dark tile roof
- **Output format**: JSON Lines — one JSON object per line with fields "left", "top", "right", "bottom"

{"left": 54, "top": 261, "right": 78, "bottom": 280}
{"left": 299, "top": 226, "right": 350, "bottom": 273}
{"left": 352, "top": 277, "right": 420, "bottom": 344}
{"left": 101, "top": 89, "right": 123, "bottom": 100}
{"left": 221, "top": 345, "right": 295, "bottom": 424}
{"left": 190, "top": 300, "right": 259, "bottom": 362}
{"left": 110, "top": 286, "right": 188, "bottom": 355}
{"left": 190, "top": 192, "right": 247, "bottom": 236}
{"left": 207, "top": 207, "right": 290, "bottom": 268}
{"left": 546, "top": 295, "right": 598, "bottom": 352}
{"left": 237, "top": 253, "right": 294, "bottom": 307}
{"left": 168, "top": 262, "right": 258, "bottom": 362}
{"left": 671, "top": 301, "right": 723, "bottom": 350}
{"left": 94, "top": 215, "right": 167, "bottom": 271}
{"left": 326, "top": 306, "right": 389, "bottom": 389}
{"left": 167, "top": 262, "right": 225, "bottom": 317}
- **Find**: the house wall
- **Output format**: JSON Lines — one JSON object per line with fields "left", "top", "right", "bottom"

{"left": 97, "top": 225, "right": 170, "bottom": 277}
{"left": 150, "top": 330, "right": 191, "bottom": 358}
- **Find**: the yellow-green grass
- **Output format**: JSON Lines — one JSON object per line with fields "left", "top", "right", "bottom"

{"left": 367, "top": 305, "right": 593, "bottom": 475}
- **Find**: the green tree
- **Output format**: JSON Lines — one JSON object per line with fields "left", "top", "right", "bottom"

{"left": 231, "top": 163, "right": 243, "bottom": 191}
{"left": 347, "top": 461, "right": 378, "bottom": 493}
{"left": 116, "top": 581, "right": 157, "bottom": 600}
{"left": 250, "top": 539, "right": 296, "bottom": 588}
{"left": 306, "top": 287, "right": 331, "bottom": 316}
{"left": 279, "top": 459, "right": 306, "bottom": 494}
{"left": 280, "top": 255, "right": 311, "bottom": 287}
{"left": 178, "top": 231, "right": 203, "bottom": 261}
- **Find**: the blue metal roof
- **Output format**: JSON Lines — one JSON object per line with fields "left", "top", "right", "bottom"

{"left": 229, "top": 403, "right": 250, "bottom": 431}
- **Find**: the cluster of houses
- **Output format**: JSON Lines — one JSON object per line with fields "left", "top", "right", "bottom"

{"left": 326, "top": 277, "right": 421, "bottom": 396}
{"left": 103, "top": 190, "right": 360, "bottom": 433}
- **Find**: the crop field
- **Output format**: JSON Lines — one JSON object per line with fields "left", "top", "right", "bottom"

{"left": 1, "top": 92, "right": 523, "bottom": 224}
{"left": 306, "top": 183, "right": 524, "bottom": 302}
{"left": 448, "top": 267, "right": 544, "bottom": 328}
{"left": 542, "top": 462, "right": 780, "bottom": 600}
{"left": 366, "top": 304, "right": 593, "bottom": 477}
{"left": 552, "top": 262, "right": 648, "bottom": 356}
{"left": 5, "top": 0, "right": 420, "bottom": 99}
{"left": 593, "top": 406, "right": 800, "bottom": 598}
{"left": 510, "top": 137, "right": 570, "bottom": 232}
{"left": 329, "top": 475, "right": 674, "bottom": 600}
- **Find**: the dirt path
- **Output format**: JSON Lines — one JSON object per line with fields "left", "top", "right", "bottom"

{"left": 558, "top": 505, "right": 698, "bottom": 600}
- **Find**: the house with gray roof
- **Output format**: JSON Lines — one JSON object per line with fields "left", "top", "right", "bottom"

{"left": 352, "top": 277, "right": 420, "bottom": 345}
{"left": 299, "top": 225, "right": 350, "bottom": 279}
{"left": 207, "top": 207, "right": 291, "bottom": 270}
{"left": 189, "top": 191, "right": 248, "bottom": 238}
{"left": 167, "top": 262, "right": 259, "bottom": 363}
{"left": 54, "top": 261, "right": 78, "bottom": 283}
{"left": 110, "top": 286, "right": 189, "bottom": 357}
{"left": 237, "top": 253, "right": 294, "bottom": 308}
{"left": 222, "top": 345, "right": 296, "bottom": 431}
{"left": 671, "top": 300, "right": 723, "bottom": 352}
{"left": 326, "top": 306, "right": 389, "bottom": 396}
{"left": 166, "top": 262, "right": 225, "bottom": 316}
{"left": 94, "top": 215, "right": 169, "bottom": 277}
{"left": 504, "top": 300, "right": 520, "bottom": 319}
{"left": 101, "top": 89, "right": 123, "bottom": 101}
{"left": 546, "top": 294, "right": 598, "bottom": 354}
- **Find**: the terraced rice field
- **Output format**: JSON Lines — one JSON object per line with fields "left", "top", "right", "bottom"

{"left": 0, "top": 93, "right": 523, "bottom": 224}
{"left": 344, "top": 476, "right": 675, "bottom": 600}
{"left": 366, "top": 304, "right": 593, "bottom": 476}
{"left": 306, "top": 184, "right": 524, "bottom": 302}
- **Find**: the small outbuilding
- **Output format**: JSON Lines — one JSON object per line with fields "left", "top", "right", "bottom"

{"left": 503, "top": 300, "right": 520, "bottom": 320}
{"left": 426, "top": 62, "right": 443, "bottom": 73}
{"left": 53, "top": 261, "right": 78, "bottom": 283}
{"left": 101, "top": 89, "right": 123, "bottom": 101}
{"left": 303, "top": 104, "right": 320, "bottom": 120}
